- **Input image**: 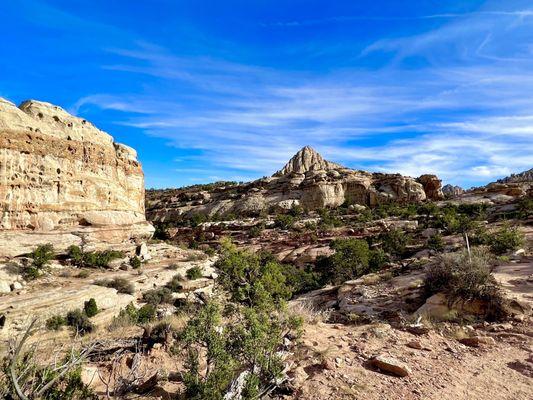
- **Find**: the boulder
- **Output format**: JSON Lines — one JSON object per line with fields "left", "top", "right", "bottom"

{"left": 80, "top": 365, "right": 100, "bottom": 388}
{"left": 369, "top": 355, "right": 411, "bottom": 377}
{"left": 415, "top": 293, "right": 488, "bottom": 321}
{"left": 0, "top": 280, "right": 10, "bottom": 294}
{"left": 417, "top": 174, "right": 444, "bottom": 200}
{"left": 459, "top": 336, "right": 496, "bottom": 347}
{"left": 136, "top": 242, "right": 152, "bottom": 261}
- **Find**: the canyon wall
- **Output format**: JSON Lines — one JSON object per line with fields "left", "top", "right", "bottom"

{"left": 0, "top": 98, "right": 153, "bottom": 257}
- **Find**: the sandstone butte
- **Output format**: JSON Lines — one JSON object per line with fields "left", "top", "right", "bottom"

{"left": 147, "top": 145, "right": 444, "bottom": 223}
{"left": 0, "top": 98, "right": 154, "bottom": 259}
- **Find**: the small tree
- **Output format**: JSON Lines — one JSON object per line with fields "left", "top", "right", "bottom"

{"left": 215, "top": 240, "right": 291, "bottom": 309}
{"left": 488, "top": 225, "right": 524, "bottom": 255}
{"left": 380, "top": 228, "right": 410, "bottom": 257}
{"left": 83, "top": 298, "right": 98, "bottom": 318}
{"left": 316, "top": 238, "right": 370, "bottom": 285}
{"left": 31, "top": 244, "right": 55, "bottom": 269}
{"left": 130, "top": 256, "right": 142, "bottom": 269}
{"left": 424, "top": 248, "right": 506, "bottom": 321}
{"left": 66, "top": 310, "right": 94, "bottom": 335}
{"left": 186, "top": 266, "right": 203, "bottom": 280}
{"left": 427, "top": 233, "right": 444, "bottom": 251}
{"left": 25, "top": 244, "right": 55, "bottom": 279}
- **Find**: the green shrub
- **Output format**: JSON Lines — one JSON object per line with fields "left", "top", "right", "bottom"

{"left": 457, "top": 203, "right": 488, "bottom": 219}
{"left": 249, "top": 224, "right": 264, "bottom": 238}
{"left": 31, "top": 244, "right": 55, "bottom": 269}
{"left": 130, "top": 256, "right": 141, "bottom": 269}
{"left": 369, "top": 248, "right": 389, "bottom": 271}
{"left": 68, "top": 245, "right": 124, "bottom": 268}
{"left": 424, "top": 248, "right": 506, "bottom": 321}
{"left": 433, "top": 205, "right": 477, "bottom": 234}
{"left": 417, "top": 202, "right": 439, "bottom": 220}
{"left": 110, "top": 303, "right": 155, "bottom": 328}
{"left": 166, "top": 274, "right": 184, "bottom": 292}
{"left": 186, "top": 266, "right": 203, "bottom": 280}
{"left": 190, "top": 213, "right": 209, "bottom": 228}
{"left": 288, "top": 204, "right": 304, "bottom": 217}
{"left": 24, "top": 244, "right": 55, "bottom": 279}
{"left": 143, "top": 287, "right": 174, "bottom": 306}
{"left": 83, "top": 298, "right": 98, "bottom": 318}
{"left": 488, "top": 225, "right": 524, "bottom": 255}
{"left": 373, "top": 202, "right": 417, "bottom": 219}
{"left": 138, "top": 304, "right": 157, "bottom": 323}
{"left": 46, "top": 315, "right": 66, "bottom": 331}
{"left": 427, "top": 233, "right": 444, "bottom": 251}
{"left": 469, "top": 224, "right": 491, "bottom": 246}
{"left": 94, "top": 277, "right": 134, "bottom": 294}
{"left": 179, "top": 301, "right": 300, "bottom": 399}
{"left": 85, "top": 250, "right": 124, "bottom": 268}
{"left": 23, "top": 266, "right": 41, "bottom": 280}
{"left": 67, "top": 245, "right": 84, "bottom": 265}
{"left": 318, "top": 208, "right": 342, "bottom": 229}
{"left": 274, "top": 214, "right": 294, "bottom": 229}
{"left": 215, "top": 240, "right": 292, "bottom": 310}
{"left": 282, "top": 265, "right": 321, "bottom": 295}
{"left": 517, "top": 197, "right": 533, "bottom": 219}
{"left": 153, "top": 223, "right": 171, "bottom": 240}
{"left": 379, "top": 228, "right": 410, "bottom": 257}
{"left": 204, "top": 247, "right": 216, "bottom": 256}
{"left": 66, "top": 310, "right": 94, "bottom": 335}
{"left": 316, "top": 238, "right": 370, "bottom": 285}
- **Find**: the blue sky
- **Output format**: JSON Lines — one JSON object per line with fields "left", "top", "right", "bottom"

{"left": 1, "top": 0, "right": 532, "bottom": 189}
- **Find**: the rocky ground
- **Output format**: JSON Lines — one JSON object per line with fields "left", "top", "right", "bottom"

{"left": 0, "top": 242, "right": 216, "bottom": 347}
{"left": 285, "top": 255, "right": 532, "bottom": 400}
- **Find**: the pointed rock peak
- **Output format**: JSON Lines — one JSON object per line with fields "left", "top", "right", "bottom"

{"left": 275, "top": 146, "right": 341, "bottom": 176}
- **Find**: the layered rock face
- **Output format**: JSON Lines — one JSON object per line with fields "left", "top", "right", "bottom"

{"left": 442, "top": 184, "right": 465, "bottom": 198}
{"left": 0, "top": 98, "right": 153, "bottom": 257}
{"left": 147, "top": 146, "right": 443, "bottom": 222}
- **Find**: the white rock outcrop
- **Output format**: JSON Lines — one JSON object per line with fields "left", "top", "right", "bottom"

{"left": 0, "top": 98, "right": 154, "bottom": 258}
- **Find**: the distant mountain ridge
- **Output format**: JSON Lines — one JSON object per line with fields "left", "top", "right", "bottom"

{"left": 496, "top": 168, "right": 533, "bottom": 184}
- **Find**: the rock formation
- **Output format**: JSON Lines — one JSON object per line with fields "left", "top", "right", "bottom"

{"left": 274, "top": 145, "right": 341, "bottom": 176}
{"left": 442, "top": 184, "right": 464, "bottom": 198}
{"left": 147, "top": 146, "right": 443, "bottom": 222}
{"left": 451, "top": 168, "right": 533, "bottom": 207}
{"left": 497, "top": 168, "right": 533, "bottom": 184}
{"left": 0, "top": 98, "right": 153, "bottom": 258}
{"left": 417, "top": 174, "right": 444, "bottom": 200}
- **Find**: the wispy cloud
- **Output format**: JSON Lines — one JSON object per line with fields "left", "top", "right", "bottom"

{"left": 268, "top": 10, "right": 533, "bottom": 28}
{"left": 71, "top": 1, "right": 533, "bottom": 188}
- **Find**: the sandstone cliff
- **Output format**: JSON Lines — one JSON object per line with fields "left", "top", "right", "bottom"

{"left": 0, "top": 98, "right": 153, "bottom": 257}
{"left": 147, "top": 146, "right": 443, "bottom": 222}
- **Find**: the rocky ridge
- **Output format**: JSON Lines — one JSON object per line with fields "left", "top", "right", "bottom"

{"left": 0, "top": 98, "right": 154, "bottom": 258}
{"left": 147, "top": 146, "right": 443, "bottom": 222}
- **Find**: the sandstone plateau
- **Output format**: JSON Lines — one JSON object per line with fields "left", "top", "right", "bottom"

{"left": 0, "top": 98, "right": 154, "bottom": 258}
{"left": 147, "top": 145, "right": 444, "bottom": 223}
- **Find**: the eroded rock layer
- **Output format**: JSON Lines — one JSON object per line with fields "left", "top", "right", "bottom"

{"left": 147, "top": 146, "right": 444, "bottom": 222}
{"left": 0, "top": 98, "right": 153, "bottom": 257}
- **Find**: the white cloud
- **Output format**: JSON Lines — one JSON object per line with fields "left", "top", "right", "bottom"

{"left": 73, "top": 3, "right": 533, "bottom": 188}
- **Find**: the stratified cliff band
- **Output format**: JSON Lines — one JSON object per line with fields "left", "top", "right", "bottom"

{"left": 0, "top": 98, "right": 153, "bottom": 257}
